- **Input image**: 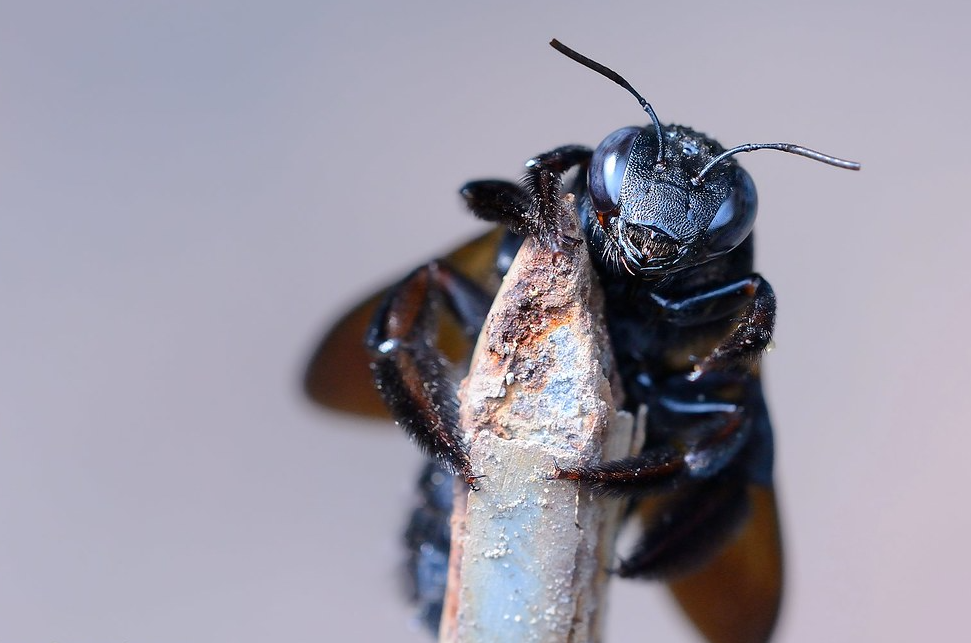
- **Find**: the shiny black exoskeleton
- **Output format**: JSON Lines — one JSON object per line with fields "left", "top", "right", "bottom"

{"left": 311, "top": 40, "right": 858, "bottom": 643}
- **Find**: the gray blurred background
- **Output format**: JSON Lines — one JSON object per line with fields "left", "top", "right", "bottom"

{"left": 1, "top": 1, "right": 967, "bottom": 642}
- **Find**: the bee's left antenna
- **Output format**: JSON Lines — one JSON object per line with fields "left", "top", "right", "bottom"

{"left": 691, "top": 143, "right": 861, "bottom": 186}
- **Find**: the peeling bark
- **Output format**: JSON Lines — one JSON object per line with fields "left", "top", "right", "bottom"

{"left": 440, "top": 195, "right": 642, "bottom": 643}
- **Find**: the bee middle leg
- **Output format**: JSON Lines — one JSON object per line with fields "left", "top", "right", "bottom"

{"left": 552, "top": 393, "right": 751, "bottom": 494}
{"left": 366, "top": 261, "right": 492, "bottom": 486}
{"left": 553, "top": 275, "right": 775, "bottom": 494}
{"left": 614, "top": 394, "right": 775, "bottom": 579}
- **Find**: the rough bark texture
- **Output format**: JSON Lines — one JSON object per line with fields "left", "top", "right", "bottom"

{"left": 439, "top": 196, "right": 641, "bottom": 643}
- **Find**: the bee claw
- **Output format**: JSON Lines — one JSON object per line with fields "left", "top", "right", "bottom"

{"left": 464, "top": 472, "right": 487, "bottom": 491}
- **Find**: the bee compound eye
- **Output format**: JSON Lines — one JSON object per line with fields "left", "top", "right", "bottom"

{"left": 588, "top": 126, "right": 642, "bottom": 222}
{"left": 705, "top": 167, "right": 758, "bottom": 255}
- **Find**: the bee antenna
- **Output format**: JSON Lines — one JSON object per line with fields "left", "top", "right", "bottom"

{"left": 691, "top": 143, "right": 861, "bottom": 186}
{"left": 550, "top": 39, "right": 666, "bottom": 169}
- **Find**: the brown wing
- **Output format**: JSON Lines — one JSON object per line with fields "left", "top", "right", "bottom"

{"left": 303, "top": 227, "right": 506, "bottom": 418}
{"left": 668, "top": 485, "right": 784, "bottom": 643}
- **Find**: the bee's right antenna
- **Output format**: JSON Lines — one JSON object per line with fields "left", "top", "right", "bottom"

{"left": 550, "top": 39, "right": 666, "bottom": 170}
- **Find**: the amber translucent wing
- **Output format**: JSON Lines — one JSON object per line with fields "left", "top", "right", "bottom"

{"left": 668, "top": 485, "right": 783, "bottom": 643}
{"left": 303, "top": 227, "right": 506, "bottom": 418}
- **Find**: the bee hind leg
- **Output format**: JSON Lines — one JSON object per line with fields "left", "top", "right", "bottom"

{"left": 616, "top": 472, "right": 750, "bottom": 579}
{"left": 404, "top": 460, "right": 455, "bottom": 633}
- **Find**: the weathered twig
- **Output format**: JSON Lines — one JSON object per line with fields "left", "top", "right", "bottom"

{"left": 439, "top": 195, "right": 642, "bottom": 643}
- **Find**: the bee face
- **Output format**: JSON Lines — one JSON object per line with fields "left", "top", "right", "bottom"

{"left": 587, "top": 124, "right": 757, "bottom": 276}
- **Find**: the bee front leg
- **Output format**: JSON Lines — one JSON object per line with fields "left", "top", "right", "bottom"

{"left": 462, "top": 145, "right": 592, "bottom": 248}
{"left": 649, "top": 274, "right": 777, "bottom": 379}
{"left": 366, "top": 261, "right": 492, "bottom": 487}
{"left": 687, "top": 275, "right": 776, "bottom": 380}
{"left": 460, "top": 179, "right": 531, "bottom": 224}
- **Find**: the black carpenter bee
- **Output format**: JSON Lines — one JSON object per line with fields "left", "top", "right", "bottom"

{"left": 305, "top": 40, "right": 859, "bottom": 643}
